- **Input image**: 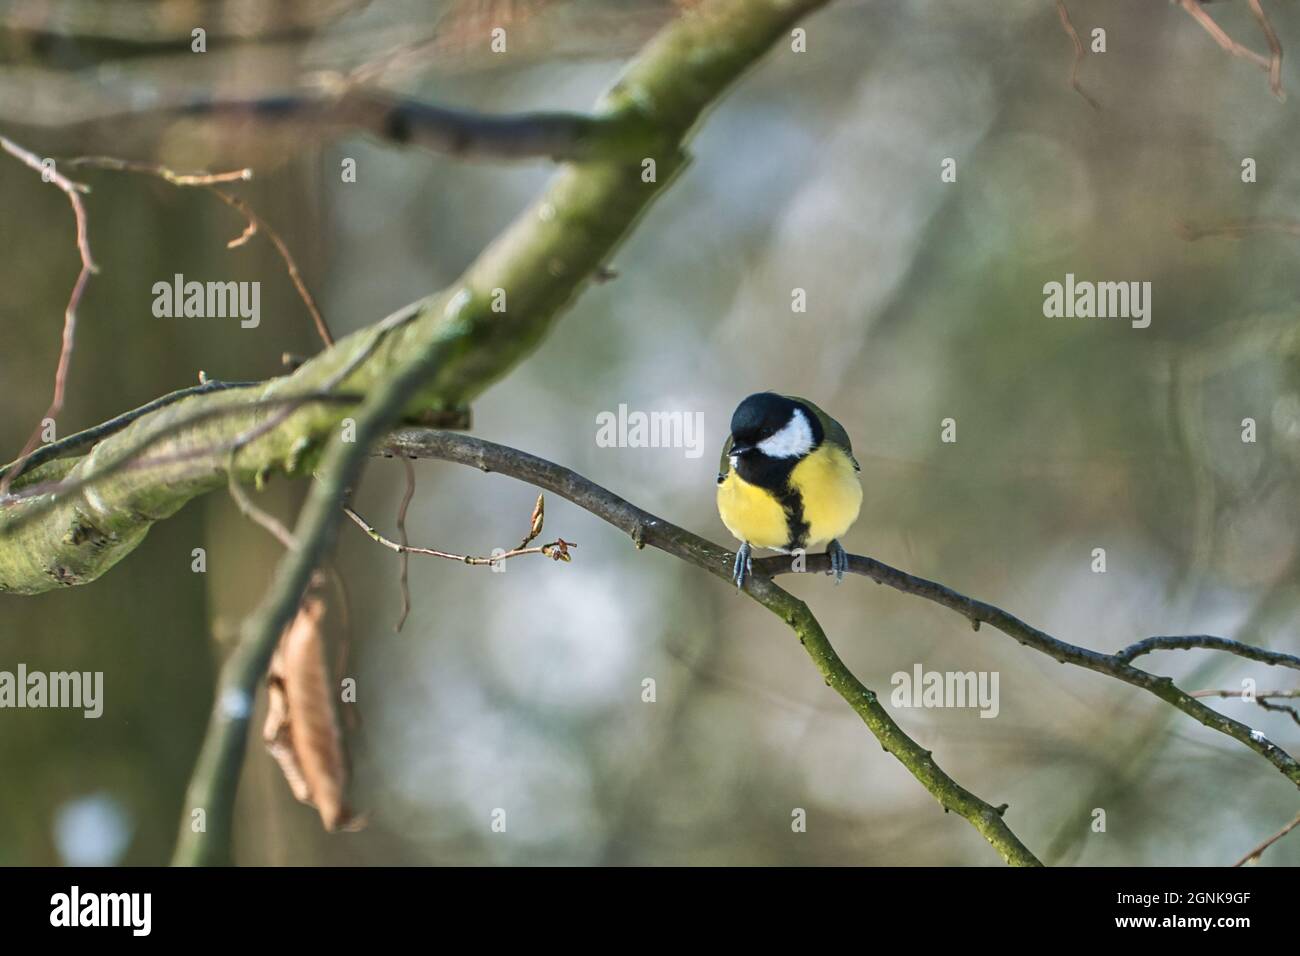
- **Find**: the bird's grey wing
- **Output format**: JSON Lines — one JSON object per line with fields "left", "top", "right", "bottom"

{"left": 717, "top": 434, "right": 734, "bottom": 484}
{"left": 785, "top": 395, "right": 860, "bottom": 471}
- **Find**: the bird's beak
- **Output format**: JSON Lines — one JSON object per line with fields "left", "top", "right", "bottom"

{"left": 730, "top": 443, "right": 753, "bottom": 455}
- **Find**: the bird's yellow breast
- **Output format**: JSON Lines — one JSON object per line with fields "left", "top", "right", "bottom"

{"left": 717, "top": 471, "right": 791, "bottom": 550}
{"left": 789, "top": 444, "right": 862, "bottom": 548}
{"left": 716, "top": 444, "right": 862, "bottom": 551}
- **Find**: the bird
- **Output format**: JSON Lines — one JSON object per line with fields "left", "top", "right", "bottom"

{"left": 716, "top": 392, "right": 862, "bottom": 588}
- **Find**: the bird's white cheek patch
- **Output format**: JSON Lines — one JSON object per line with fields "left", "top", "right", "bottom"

{"left": 758, "top": 409, "right": 814, "bottom": 459}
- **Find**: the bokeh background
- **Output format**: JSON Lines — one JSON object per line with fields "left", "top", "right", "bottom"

{"left": 1, "top": 0, "right": 1298, "bottom": 866}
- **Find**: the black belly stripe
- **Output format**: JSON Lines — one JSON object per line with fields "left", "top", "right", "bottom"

{"left": 777, "top": 483, "right": 809, "bottom": 551}
{"left": 733, "top": 453, "right": 810, "bottom": 550}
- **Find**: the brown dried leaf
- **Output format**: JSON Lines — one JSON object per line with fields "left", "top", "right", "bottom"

{"left": 263, "top": 676, "right": 312, "bottom": 804}
{"left": 263, "top": 590, "right": 360, "bottom": 832}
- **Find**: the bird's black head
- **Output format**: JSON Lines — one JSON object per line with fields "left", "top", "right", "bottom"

{"left": 728, "top": 392, "right": 822, "bottom": 460}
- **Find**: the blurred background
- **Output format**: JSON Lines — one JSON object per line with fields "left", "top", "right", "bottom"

{"left": 1, "top": 0, "right": 1299, "bottom": 866}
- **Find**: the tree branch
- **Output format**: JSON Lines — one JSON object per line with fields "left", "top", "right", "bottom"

{"left": 748, "top": 553, "right": 1300, "bottom": 788}
{"left": 385, "top": 428, "right": 1300, "bottom": 794}
{"left": 379, "top": 427, "right": 1300, "bottom": 858}
{"left": 1116, "top": 635, "right": 1300, "bottom": 669}
{"left": 176, "top": 91, "right": 669, "bottom": 163}
{"left": 0, "top": 378, "right": 259, "bottom": 482}
{"left": 377, "top": 428, "right": 1042, "bottom": 866}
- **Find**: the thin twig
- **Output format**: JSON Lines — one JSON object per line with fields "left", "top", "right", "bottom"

{"left": 228, "top": 452, "right": 298, "bottom": 551}
{"left": 61, "top": 156, "right": 251, "bottom": 187}
{"left": 1232, "top": 810, "right": 1300, "bottom": 866}
{"left": 1193, "top": 688, "right": 1300, "bottom": 727}
{"left": 1055, "top": 1, "right": 1100, "bottom": 110}
{"left": 1255, "top": 697, "right": 1300, "bottom": 727}
{"left": 1179, "top": 0, "right": 1284, "bottom": 98}
{"left": 206, "top": 190, "right": 333, "bottom": 346}
{"left": 1247, "top": 0, "right": 1284, "bottom": 99}
{"left": 342, "top": 502, "right": 573, "bottom": 565}
{"left": 394, "top": 459, "right": 416, "bottom": 632}
{"left": 1115, "top": 635, "right": 1300, "bottom": 670}
{"left": 1179, "top": 0, "right": 1272, "bottom": 69}
{"left": 0, "top": 135, "right": 99, "bottom": 495}
{"left": 63, "top": 156, "right": 335, "bottom": 347}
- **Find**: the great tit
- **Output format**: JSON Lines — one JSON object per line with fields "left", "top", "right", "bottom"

{"left": 716, "top": 392, "right": 862, "bottom": 588}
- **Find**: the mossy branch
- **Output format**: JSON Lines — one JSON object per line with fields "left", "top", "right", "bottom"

{"left": 0, "top": 0, "right": 834, "bottom": 596}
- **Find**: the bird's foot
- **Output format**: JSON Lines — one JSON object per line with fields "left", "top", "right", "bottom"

{"left": 732, "top": 542, "right": 753, "bottom": 589}
{"left": 826, "top": 539, "right": 848, "bottom": 584}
